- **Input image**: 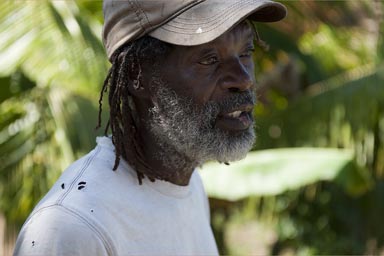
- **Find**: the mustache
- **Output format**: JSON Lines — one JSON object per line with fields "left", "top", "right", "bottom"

{"left": 204, "top": 90, "right": 256, "bottom": 115}
{"left": 150, "top": 73, "right": 256, "bottom": 116}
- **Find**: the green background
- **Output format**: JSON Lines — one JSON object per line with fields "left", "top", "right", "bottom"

{"left": 1, "top": 0, "right": 383, "bottom": 255}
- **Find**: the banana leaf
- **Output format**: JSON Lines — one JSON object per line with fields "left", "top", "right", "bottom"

{"left": 200, "top": 148, "right": 372, "bottom": 201}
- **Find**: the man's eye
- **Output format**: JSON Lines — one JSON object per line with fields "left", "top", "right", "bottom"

{"left": 199, "top": 56, "right": 219, "bottom": 65}
{"left": 240, "top": 48, "right": 255, "bottom": 58}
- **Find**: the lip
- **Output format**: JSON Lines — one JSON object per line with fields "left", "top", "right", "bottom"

{"left": 220, "top": 104, "right": 254, "bottom": 117}
{"left": 215, "top": 104, "right": 254, "bottom": 131}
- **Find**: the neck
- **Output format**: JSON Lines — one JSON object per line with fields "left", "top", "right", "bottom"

{"left": 137, "top": 123, "right": 199, "bottom": 186}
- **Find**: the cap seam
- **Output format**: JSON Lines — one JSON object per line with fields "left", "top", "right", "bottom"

{"left": 173, "top": 0, "right": 243, "bottom": 23}
{"left": 129, "top": 0, "right": 146, "bottom": 32}
{"left": 175, "top": 0, "right": 275, "bottom": 22}
{"left": 133, "top": 0, "right": 153, "bottom": 31}
{"left": 164, "top": 0, "right": 245, "bottom": 28}
{"left": 158, "top": 0, "right": 256, "bottom": 35}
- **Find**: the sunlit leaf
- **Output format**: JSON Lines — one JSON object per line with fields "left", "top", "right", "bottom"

{"left": 200, "top": 148, "right": 371, "bottom": 201}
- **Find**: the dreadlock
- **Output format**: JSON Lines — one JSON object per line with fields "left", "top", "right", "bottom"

{"left": 250, "top": 21, "right": 270, "bottom": 52}
{"left": 96, "top": 36, "right": 170, "bottom": 185}
{"left": 96, "top": 23, "right": 268, "bottom": 185}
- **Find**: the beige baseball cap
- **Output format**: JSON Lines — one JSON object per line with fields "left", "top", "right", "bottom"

{"left": 103, "top": 0, "right": 287, "bottom": 61}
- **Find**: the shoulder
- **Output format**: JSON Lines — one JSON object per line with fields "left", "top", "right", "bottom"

{"left": 34, "top": 136, "right": 137, "bottom": 210}
{"left": 14, "top": 138, "right": 128, "bottom": 255}
{"left": 14, "top": 205, "right": 113, "bottom": 256}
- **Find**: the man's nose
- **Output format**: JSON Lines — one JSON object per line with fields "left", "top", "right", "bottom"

{"left": 219, "top": 58, "right": 254, "bottom": 92}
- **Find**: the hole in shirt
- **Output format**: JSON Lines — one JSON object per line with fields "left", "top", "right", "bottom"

{"left": 77, "top": 181, "right": 87, "bottom": 190}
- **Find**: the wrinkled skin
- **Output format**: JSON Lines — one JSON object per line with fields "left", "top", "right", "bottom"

{"left": 132, "top": 22, "right": 257, "bottom": 185}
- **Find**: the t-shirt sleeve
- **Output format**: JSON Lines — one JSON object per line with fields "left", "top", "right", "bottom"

{"left": 14, "top": 206, "right": 109, "bottom": 256}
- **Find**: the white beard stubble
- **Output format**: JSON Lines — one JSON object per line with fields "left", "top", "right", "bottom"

{"left": 148, "top": 75, "right": 256, "bottom": 167}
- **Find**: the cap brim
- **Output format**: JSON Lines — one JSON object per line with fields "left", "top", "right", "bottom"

{"left": 149, "top": 0, "right": 287, "bottom": 46}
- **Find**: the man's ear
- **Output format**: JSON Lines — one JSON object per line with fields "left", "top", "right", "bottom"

{"left": 118, "top": 52, "right": 151, "bottom": 99}
{"left": 126, "top": 75, "right": 151, "bottom": 99}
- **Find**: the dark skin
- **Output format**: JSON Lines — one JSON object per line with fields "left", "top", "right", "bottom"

{"left": 129, "top": 22, "right": 257, "bottom": 186}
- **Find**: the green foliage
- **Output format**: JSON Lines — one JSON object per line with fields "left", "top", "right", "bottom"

{"left": 206, "top": 1, "right": 384, "bottom": 254}
{"left": 255, "top": 70, "right": 384, "bottom": 177}
{"left": 0, "top": 0, "right": 109, "bottom": 93}
{"left": 0, "top": 0, "right": 109, "bottom": 232}
{"left": 270, "top": 179, "right": 384, "bottom": 255}
{"left": 1, "top": 0, "right": 383, "bottom": 255}
{"left": 0, "top": 83, "right": 106, "bottom": 228}
{"left": 0, "top": 71, "right": 35, "bottom": 103}
{"left": 299, "top": 25, "right": 375, "bottom": 75}
{"left": 201, "top": 148, "right": 370, "bottom": 200}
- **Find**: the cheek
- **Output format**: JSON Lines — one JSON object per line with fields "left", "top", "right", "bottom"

{"left": 191, "top": 79, "right": 218, "bottom": 105}
{"left": 248, "top": 61, "right": 257, "bottom": 80}
{"left": 183, "top": 84, "right": 213, "bottom": 106}
{"left": 175, "top": 69, "right": 218, "bottom": 105}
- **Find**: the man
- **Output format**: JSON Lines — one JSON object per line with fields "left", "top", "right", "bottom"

{"left": 14, "top": 0, "right": 286, "bottom": 255}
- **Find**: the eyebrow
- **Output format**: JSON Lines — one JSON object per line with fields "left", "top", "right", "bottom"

{"left": 197, "top": 47, "right": 217, "bottom": 56}
{"left": 191, "top": 26, "right": 255, "bottom": 56}
{"left": 245, "top": 27, "right": 256, "bottom": 41}
{"left": 242, "top": 31, "right": 256, "bottom": 47}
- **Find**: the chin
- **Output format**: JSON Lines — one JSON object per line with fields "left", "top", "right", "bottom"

{"left": 203, "top": 126, "right": 256, "bottom": 164}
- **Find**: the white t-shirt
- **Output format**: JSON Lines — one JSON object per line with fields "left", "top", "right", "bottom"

{"left": 14, "top": 137, "right": 218, "bottom": 255}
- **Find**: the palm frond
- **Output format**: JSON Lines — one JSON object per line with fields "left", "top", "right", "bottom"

{"left": 0, "top": 0, "right": 109, "bottom": 230}
{"left": 0, "top": 0, "right": 108, "bottom": 93}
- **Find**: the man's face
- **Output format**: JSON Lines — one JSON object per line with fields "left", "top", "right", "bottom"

{"left": 148, "top": 21, "right": 257, "bottom": 164}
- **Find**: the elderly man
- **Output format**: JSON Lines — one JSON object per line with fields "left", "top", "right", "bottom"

{"left": 14, "top": 0, "right": 286, "bottom": 255}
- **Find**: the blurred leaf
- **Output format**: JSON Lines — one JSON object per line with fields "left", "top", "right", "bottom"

{"left": 47, "top": 1, "right": 71, "bottom": 38}
{"left": 335, "top": 161, "right": 373, "bottom": 196}
{"left": 200, "top": 148, "right": 369, "bottom": 201}
{"left": 256, "top": 23, "right": 327, "bottom": 85}
{"left": 299, "top": 25, "right": 375, "bottom": 76}
{"left": 0, "top": 0, "right": 110, "bottom": 231}
{"left": 0, "top": 0, "right": 108, "bottom": 93}
{"left": 0, "top": 86, "right": 106, "bottom": 229}
{"left": 0, "top": 71, "right": 35, "bottom": 103}
{"left": 377, "top": 0, "right": 384, "bottom": 64}
{"left": 256, "top": 68, "right": 384, "bottom": 152}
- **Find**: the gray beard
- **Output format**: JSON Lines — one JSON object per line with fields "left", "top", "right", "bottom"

{"left": 148, "top": 76, "right": 256, "bottom": 168}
